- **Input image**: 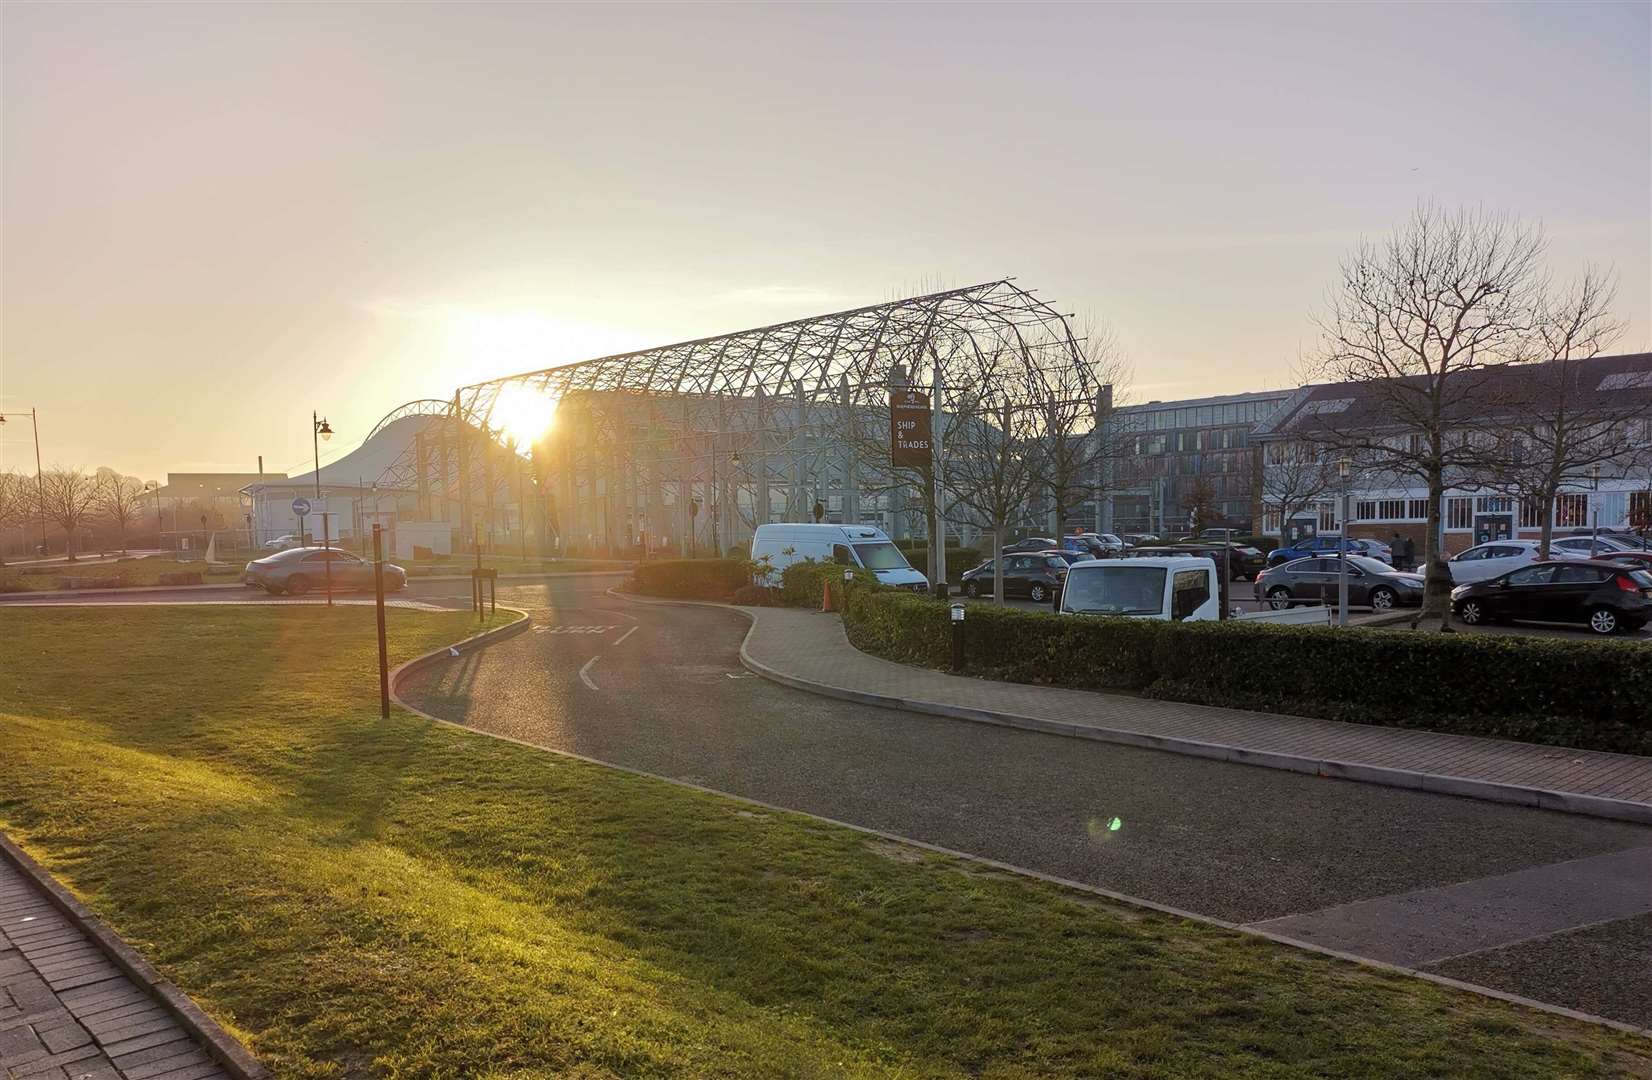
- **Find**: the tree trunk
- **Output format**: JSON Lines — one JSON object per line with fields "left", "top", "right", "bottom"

{"left": 992, "top": 524, "right": 1005, "bottom": 604}
{"left": 1415, "top": 466, "right": 1452, "bottom": 631}
{"left": 1538, "top": 499, "right": 1555, "bottom": 561}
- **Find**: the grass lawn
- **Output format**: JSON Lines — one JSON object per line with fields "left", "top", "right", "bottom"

{"left": 0, "top": 607, "right": 1646, "bottom": 1078}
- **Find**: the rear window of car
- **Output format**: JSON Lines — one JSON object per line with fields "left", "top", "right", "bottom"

{"left": 1628, "top": 569, "right": 1652, "bottom": 587}
{"left": 1555, "top": 565, "right": 1608, "bottom": 584}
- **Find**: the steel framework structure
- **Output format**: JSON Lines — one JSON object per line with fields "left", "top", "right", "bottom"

{"left": 377, "top": 280, "right": 1098, "bottom": 556}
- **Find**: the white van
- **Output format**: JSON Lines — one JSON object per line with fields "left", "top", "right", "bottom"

{"left": 750, "top": 524, "right": 930, "bottom": 592}
{"left": 1058, "top": 556, "right": 1328, "bottom": 624}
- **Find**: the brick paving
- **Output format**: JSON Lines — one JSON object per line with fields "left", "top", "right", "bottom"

{"left": 739, "top": 605, "right": 1652, "bottom": 816}
{"left": 0, "top": 862, "right": 230, "bottom": 1080}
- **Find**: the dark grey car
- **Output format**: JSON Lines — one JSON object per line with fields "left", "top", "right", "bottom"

{"left": 1253, "top": 555, "right": 1424, "bottom": 611}
{"left": 244, "top": 546, "right": 407, "bottom": 595}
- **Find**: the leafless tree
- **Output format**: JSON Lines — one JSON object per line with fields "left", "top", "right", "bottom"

{"left": 944, "top": 359, "right": 1046, "bottom": 603}
{"left": 37, "top": 467, "right": 100, "bottom": 561}
{"left": 0, "top": 470, "right": 31, "bottom": 565}
{"left": 1311, "top": 203, "right": 1546, "bottom": 630}
{"left": 95, "top": 468, "right": 148, "bottom": 554}
{"left": 1251, "top": 439, "right": 1334, "bottom": 541}
{"left": 1028, "top": 319, "right": 1132, "bottom": 537}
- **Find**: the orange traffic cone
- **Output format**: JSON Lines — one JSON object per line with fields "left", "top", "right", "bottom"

{"left": 822, "top": 578, "right": 835, "bottom": 612}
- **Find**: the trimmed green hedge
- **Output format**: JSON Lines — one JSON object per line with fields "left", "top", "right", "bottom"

{"left": 630, "top": 559, "right": 753, "bottom": 601}
{"left": 898, "top": 547, "right": 983, "bottom": 581}
{"left": 779, "top": 560, "right": 878, "bottom": 608}
{"left": 835, "top": 586, "right": 1652, "bottom": 755}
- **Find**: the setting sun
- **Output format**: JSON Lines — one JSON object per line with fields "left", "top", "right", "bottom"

{"left": 488, "top": 383, "right": 558, "bottom": 447}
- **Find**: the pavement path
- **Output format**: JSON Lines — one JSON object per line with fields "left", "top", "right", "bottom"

{"left": 0, "top": 862, "right": 231, "bottom": 1080}
{"left": 396, "top": 579, "right": 1652, "bottom": 1027}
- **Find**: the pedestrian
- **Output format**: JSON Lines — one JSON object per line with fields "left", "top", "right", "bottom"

{"left": 1391, "top": 532, "right": 1405, "bottom": 570}
{"left": 1399, "top": 534, "right": 1416, "bottom": 571}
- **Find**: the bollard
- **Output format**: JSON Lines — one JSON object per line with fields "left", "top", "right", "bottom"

{"left": 949, "top": 602, "right": 966, "bottom": 672}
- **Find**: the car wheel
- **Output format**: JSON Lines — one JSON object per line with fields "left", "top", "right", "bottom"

{"left": 1369, "top": 586, "right": 1396, "bottom": 611}
{"left": 1266, "top": 586, "right": 1292, "bottom": 611}
{"left": 262, "top": 582, "right": 284, "bottom": 596}
{"left": 1457, "top": 600, "right": 1483, "bottom": 625}
{"left": 285, "top": 574, "right": 311, "bottom": 596}
{"left": 1029, "top": 583, "right": 1048, "bottom": 602}
{"left": 1587, "top": 607, "right": 1619, "bottom": 635}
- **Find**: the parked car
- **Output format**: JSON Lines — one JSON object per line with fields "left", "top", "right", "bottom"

{"left": 1266, "top": 534, "right": 1391, "bottom": 567}
{"left": 960, "top": 552, "right": 1069, "bottom": 601}
{"left": 1599, "top": 551, "right": 1652, "bottom": 571}
{"left": 1083, "top": 533, "right": 1127, "bottom": 557}
{"left": 1452, "top": 559, "right": 1652, "bottom": 635}
{"left": 1254, "top": 555, "right": 1424, "bottom": 611}
{"left": 1136, "top": 543, "right": 1266, "bottom": 581}
{"left": 1445, "top": 540, "right": 1542, "bottom": 584}
{"left": 1550, "top": 534, "right": 1643, "bottom": 559}
{"left": 261, "top": 534, "right": 299, "bottom": 550}
{"left": 1060, "top": 535, "right": 1104, "bottom": 558}
{"left": 1043, "top": 549, "right": 1095, "bottom": 567}
{"left": 1001, "top": 536, "right": 1059, "bottom": 554}
{"left": 244, "top": 547, "right": 408, "bottom": 595}
{"left": 1120, "top": 533, "right": 1160, "bottom": 548}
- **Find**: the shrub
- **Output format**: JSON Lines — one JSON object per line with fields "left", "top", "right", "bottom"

{"left": 630, "top": 559, "right": 752, "bottom": 601}
{"left": 899, "top": 547, "right": 983, "bottom": 582}
{"left": 779, "top": 560, "right": 878, "bottom": 608}
{"left": 731, "top": 583, "right": 777, "bottom": 606}
{"left": 836, "top": 590, "right": 1652, "bottom": 754}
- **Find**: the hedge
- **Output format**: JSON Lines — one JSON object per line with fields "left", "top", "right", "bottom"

{"left": 835, "top": 585, "right": 1652, "bottom": 755}
{"left": 778, "top": 560, "right": 878, "bottom": 608}
{"left": 630, "top": 559, "right": 753, "bottom": 601}
{"left": 897, "top": 547, "right": 983, "bottom": 581}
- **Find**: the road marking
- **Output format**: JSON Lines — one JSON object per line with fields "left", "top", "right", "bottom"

{"left": 578, "top": 655, "right": 600, "bottom": 690}
{"left": 613, "top": 626, "right": 637, "bottom": 646}
{"left": 533, "top": 625, "right": 617, "bottom": 634}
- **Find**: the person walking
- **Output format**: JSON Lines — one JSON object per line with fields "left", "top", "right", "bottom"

{"left": 1399, "top": 533, "right": 1416, "bottom": 572}
{"left": 1391, "top": 532, "right": 1406, "bottom": 570}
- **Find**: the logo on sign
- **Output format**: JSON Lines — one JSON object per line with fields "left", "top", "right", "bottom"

{"left": 291, "top": 497, "right": 312, "bottom": 516}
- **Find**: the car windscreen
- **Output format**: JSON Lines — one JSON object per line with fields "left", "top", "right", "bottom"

{"left": 1062, "top": 566, "right": 1167, "bottom": 615}
{"left": 852, "top": 542, "right": 910, "bottom": 571}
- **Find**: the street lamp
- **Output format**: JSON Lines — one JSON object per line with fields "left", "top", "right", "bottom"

{"left": 313, "top": 412, "right": 335, "bottom": 605}
{"left": 1336, "top": 457, "right": 1351, "bottom": 627}
{"left": 0, "top": 409, "right": 47, "bottom": 555}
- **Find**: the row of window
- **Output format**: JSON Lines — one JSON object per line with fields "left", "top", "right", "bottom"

{"left": 1116, "top": 398, "right": 1284, "bottom": 433}
{"left": 1276, "top": 491, "right": 1647, "bottom": 533}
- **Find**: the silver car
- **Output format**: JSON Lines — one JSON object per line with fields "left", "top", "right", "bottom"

{"left": 244, "top": 547, "right": 407, "bottom": 595}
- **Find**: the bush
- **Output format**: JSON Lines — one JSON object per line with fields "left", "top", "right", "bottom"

{"left": 731, "top": 583, "right": 777, "bottom": 606}
{"left": 900, "top": 547, "right": 983, "bottom": 581}
{"left": 837, "top": 590, "right": 1652, "bottom": 754}
{"left": 630, "top": 559, "right": 753, "bottom": 601}
{"left": 778, "top": 560, "right": 878, "bottom": 608}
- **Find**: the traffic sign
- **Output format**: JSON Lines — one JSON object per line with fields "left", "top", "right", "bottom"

{"left": 889, "top": 389, "right": 932, "bottom": 469}
{"left": 291, "top": 496, "right": 311, "bottom": 516}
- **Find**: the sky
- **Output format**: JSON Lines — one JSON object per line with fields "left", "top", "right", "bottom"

{"left": 4, "top": 1, "right": 1648, "bottom": 481}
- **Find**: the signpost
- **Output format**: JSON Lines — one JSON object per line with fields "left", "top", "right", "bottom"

{"left": 889, "top": 389, "right": 932, "bottom": 470}
{"left": 372, "top": 524, "right": 389, "bottom": 719}
{"left": 291, "top": 496, "right": 310, "bottom": 545}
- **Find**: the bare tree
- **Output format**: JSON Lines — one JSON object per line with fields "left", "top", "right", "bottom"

{"left": 1312, "top": 204, "right": 1546, "bottom": 630}
{"left": 37, "top": 468, "right": 100, "bottom": 561}
{"left": 1464, "top": 270, "right": 1642, "bottom": 558}
{"left": 1252, "top": 439, "right": 1334, "bottom": 541}
{"left": 944, "top": 359, "right": 1046, "bottom": 603}
{"left": 0, "top": 470, "right": 30, "bottom": 565}
{"left": 1028, "top": 319, "right": 1132, "bottom": 537}
{"left": 95, "top": 468, "right": 148, "bottom": 554}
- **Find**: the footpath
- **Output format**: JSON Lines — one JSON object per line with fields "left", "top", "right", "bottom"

{"left": 731, "top": 605, "right": 1652, "bottom": 825}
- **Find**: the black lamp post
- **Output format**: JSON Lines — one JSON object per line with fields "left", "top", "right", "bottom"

{"left": 0, "top": 410, "right": 47, "bottom": 554}
{"left": 314, "top": 412, "right": 334, "bottom": 605}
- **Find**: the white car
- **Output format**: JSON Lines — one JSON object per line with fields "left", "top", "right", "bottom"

{"left": 1446, "top": 540, "right": 1542, "bottom": 584}
{"left": 1550, "top": 534, "right": 1638, "bottom": 558}
{"left": 262, "top": 534, "right": 299, "bottom": 550}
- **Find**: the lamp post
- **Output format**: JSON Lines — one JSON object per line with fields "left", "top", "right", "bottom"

{"left": 0, "top": 409, "right": 47, "bottom": 555}
{"left": 144, "top": 481, "right": 161, "bottom": 551}
{"left": 313, "top": 412, "right": 334, "bottom": 606}
{"left": 1590, "top": 463, "right": 1602, "bottom": 557}
{"left": 1337, "top": 457, "right": 1351, "bottom": 628}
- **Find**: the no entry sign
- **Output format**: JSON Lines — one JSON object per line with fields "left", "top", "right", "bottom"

{"left": 889, "top": 389, "right": 932, "bottom": 469}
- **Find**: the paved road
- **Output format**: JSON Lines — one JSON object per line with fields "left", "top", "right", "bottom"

{"left": 397, "top": 578, "right": 1652, "bottom": 1027}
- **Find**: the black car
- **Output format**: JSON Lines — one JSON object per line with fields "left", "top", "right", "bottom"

{"left": 1134, "top": 543, "right": 1265, "bottom": 581}
{"left": 1452, "top": 559, "right": 1652, "bottom": 635}
{"left": 1254, "top": 555, "right": 1424, "bottom": 611}
{"left": 1000, "top": 536, "right": 1059, "bottom": 554}
{"left": 961, "top": 553, "right": 1068, "bottom": 601}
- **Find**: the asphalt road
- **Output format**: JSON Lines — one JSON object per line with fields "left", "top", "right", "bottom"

{"left": 396, "top": 577, "right": 1652, "bottom": 1027}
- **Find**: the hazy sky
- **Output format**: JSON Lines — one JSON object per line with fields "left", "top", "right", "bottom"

{"left": 4, "top": 1, "right": 1648, "bottom": 480}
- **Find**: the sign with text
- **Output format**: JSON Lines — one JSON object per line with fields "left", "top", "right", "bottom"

{"left": 889, "top": 389, "right": 932, "bottom": 470}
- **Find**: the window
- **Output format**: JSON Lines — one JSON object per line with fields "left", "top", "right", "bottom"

{"left": 1318, "top": 504, "right": 1337, "bottom": 531}
{"left": 1631, "top": 491, "right": 1651, "bottom": 530}
{"left": 1355, "top": 500, "right": 1378, "bottom": 521}
{"left": 1263, "top": 511, "right": 1281, "bottom": 534}
{"left": 1488, "top": 545, "right": 1525, "bottom": 559}
{"left": 1171, "top": 569, "right": 1211, "bottom": 621}
{"left": 1519, "top": 496, "right": 1545, "bottom": 529}
{"left": 1506, "top": 565, "right": 1555, "bottom": 586}
{"left": 1452, "top": 547, "right": 1487, "bottom": 561}
{"left": 1476, "top": 496, "right": 1512, "bottom": 513}
{"left": 832, "top": 544, "right": 854, "bottom": 566}
{"left": 852, "top": 543, "right": 908, "bottom": 570}
{"left": 1407, "top": 498, "right": 1429, "bottom": 521}
{"left": 1555, "top": 565, "right": 1609, "bottom": 584}
{"left": 1446, "top": 497, "right": 1473, "bottom": 530}
{"left": 1555, "top": 494, "right": 1588, "bottom": 527}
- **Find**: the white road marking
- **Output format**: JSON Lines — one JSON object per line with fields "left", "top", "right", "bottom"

{"left": 533, "top": 625, "right": 617, "bottom": 634}
{"left": 613, "top": 625, "right": 637, "bottom": 646}
{"left": 578, "top": 655, "right": 601, "bottom": 690}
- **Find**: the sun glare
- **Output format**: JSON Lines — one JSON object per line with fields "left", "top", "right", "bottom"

{"left": 489, "top": 384, "right": 557, "bottom": 447}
